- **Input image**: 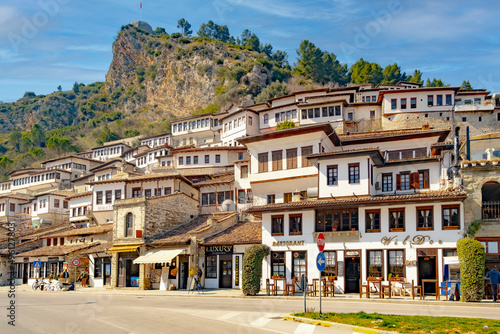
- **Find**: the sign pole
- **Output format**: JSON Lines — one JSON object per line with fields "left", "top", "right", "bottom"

{"left": 316, "top": 233, "right": 326, "bottom": 314}
{"left": 319, "top": 278, "right": 322, "bottom": 314}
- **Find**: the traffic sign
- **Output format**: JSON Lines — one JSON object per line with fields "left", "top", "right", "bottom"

{"left": 317, "top": 232, "right": 325, "bottom": 252}
{"left": 72, "top": 258, "right": 80, "bottom": 267}
{"left": 316, "top": 252, "right": 326, "bottom": 271}
{"left": 33, "top": 261, "right": 41, "bottom": 269}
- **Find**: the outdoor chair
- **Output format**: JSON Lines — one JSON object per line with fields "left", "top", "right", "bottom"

{"left": 265, "top": 278, "right": 275, "bottom": 296}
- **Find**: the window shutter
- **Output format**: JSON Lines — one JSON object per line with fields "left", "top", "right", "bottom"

{"left": 410, "top": 172, "right": 419, "bottom": 189}
{"left": 396, "top": 174, "right": 401, "bottom": 190}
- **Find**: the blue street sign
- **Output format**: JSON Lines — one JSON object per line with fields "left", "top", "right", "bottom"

{"left": 316, "top": 252, "right": 326, "bottom": 271}
{"left": 33, "top": 261, "right": 41, "bottom": 269}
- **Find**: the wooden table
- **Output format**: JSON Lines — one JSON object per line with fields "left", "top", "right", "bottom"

{"left": 273, "top": 277, "right": 286, "bottom": 295}
{"left": 421, "top": 279, "right": 440, "bottom": 300}
{"left": 362, "top": 278, "right": 382, "bottom": 298}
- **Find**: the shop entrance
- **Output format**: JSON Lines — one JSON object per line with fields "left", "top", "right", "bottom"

{"left": 118, "top": 253, "right": 139, "bottom": 287}
{"left": 104, "top": 260, "right": 111, "bottom": 286}
{"left": 418, "top": 256, "right": 437, "bottom": 293}
{"left": 179, "top": 262, "right": 189, "bottom": 289}
{"left": 345, "top": 253, "right": 360, "bottom": 293}
{"left": 219, "top": 256, "right": 232, "bottom": 288}
{"left": 23, "top": 263, "right": 28, "bottom": 284}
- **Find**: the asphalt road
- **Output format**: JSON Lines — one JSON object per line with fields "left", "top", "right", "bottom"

{"left": 2, "top": 292, "right": 500, "bottom": 334}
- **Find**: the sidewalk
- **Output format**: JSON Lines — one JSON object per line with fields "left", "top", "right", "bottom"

{"left": 3, "top": 284, "right": 498, "bottom": 306}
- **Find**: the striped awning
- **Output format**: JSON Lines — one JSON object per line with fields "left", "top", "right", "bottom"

{"left": 133, "top": 248, "right": 186, "bottom": 264}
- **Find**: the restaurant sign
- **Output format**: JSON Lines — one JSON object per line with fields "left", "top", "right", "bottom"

{"left": 205, "top": 245, "right": 233, "bottom": 255}
{"left": 381, "top": 235, "right": 443, "bottom": 246}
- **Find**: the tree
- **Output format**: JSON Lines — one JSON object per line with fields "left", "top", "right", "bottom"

{"left": 271, "top": 50, "right": 288, "bottom": 68}
{"left": 245, "top": 34, "right": 260, "bottom": 52}
{"left": 30, "top": 124, "right": 46, "bottom": 148}
{"left": 19, "top": 133, "right": 32, "bottom": 153}
{"left": 457, "top": 238, "right": 485, "bottom": 302}
{"left": 255, "top": 81, "right": 290, "bottom": 103}
{"left": 46, "top": 137, "right": 74, "bottom": 155}
{"left": 276, "top": 120, "right": 296, "bottom": 130}
{"left": 197, "top": 21, "right": 231, "bottom": 42}
{"left": 407, "top": 70, "right": 423, "bottom": 85}
{"left": 23, "top": 91, "right": 36, "bottom": 99}
{"left": 349, "top": 58, "right": 383, "bottom": 86}
{"left": 461, "top": 80, "right": 473, "bottom": 90}
{"left": 73, "top": 82, "right": 80, "bottom": 94}
{"left": 242, "top": 245, "right": 269, "bottom": 296}
{"left": 177, "top": 18, "right": 192, "bottom": 36}
{"left": 240, "top": 29, "right": 252, "bottom": 45}
{"left": 154, "top": 27, "right": 166, "bottom": 35}
{"left": 425, "top": 78, "right": 447, "bottom": 87}
{"left": 97, "top": 124, "right": 119, "bottom": 145}
{"left": 57, "top": 85, "right": 62, "bottom": 92}
{"left": 0, "top": 156, "right": 14, "bottom": 180}
{"left": 381, "top": 63, "right": 406, "bottom": 85}
{"left": 9, "top": 131, "right": 22, "bottom": 152}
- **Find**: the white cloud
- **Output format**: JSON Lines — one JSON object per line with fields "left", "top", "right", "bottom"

{"left": 67, "top": 45, "right": 110, "bottom": 52}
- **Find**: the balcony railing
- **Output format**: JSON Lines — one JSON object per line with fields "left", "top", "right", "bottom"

{"left": 482, "top": 201, "right": 500, "bottom": 221}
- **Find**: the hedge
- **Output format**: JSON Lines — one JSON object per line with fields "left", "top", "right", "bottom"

{"left": 457, "top": 238, "right": 485, "bottom": 302}
{"left": 242, "top": 244, "right": 270, "bottom": 296}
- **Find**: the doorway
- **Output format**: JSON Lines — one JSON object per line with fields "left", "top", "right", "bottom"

{"left": 418, "top": 256, "right": 437, "bottom": 293}
{"left": 118, "top": 253, "right": 139, "bottom": 287}
{"left": 104, "top": 261, "right": 111, "bottom": 286}
{"left": 345, "top": 255, "right": 360, "bottom": 293}
{"left": 219, "top": 256, "right": 232, "bottom": 288}
{"left": 179, "top": 262, "right": 189, "bottom": 289}
{"left": 23, "top": 263, "right": 28, "bottom": 284}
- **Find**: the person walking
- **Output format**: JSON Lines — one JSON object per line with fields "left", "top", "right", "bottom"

{"left": 486, "top": 265, "right": 500, "bottom": 302}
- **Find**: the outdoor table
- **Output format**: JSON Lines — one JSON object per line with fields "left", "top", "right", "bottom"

{"left": 273, "top": 277, "right": 286, "bottom": 295}
{"left": 421, "top": 279, "right": 440, "bottom": 300}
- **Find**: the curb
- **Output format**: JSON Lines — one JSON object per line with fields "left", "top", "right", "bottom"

{"left": 283, "top": 315, "right": 398, "bottom": 334}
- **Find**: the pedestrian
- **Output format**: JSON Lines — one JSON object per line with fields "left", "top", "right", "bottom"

{"left": 61, "top": 269, "right": 69, "bottom": 283}
{"left": 486, "top": 265, "right": 500, "bottom": 302}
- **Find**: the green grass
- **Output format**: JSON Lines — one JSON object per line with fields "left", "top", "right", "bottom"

{"left": 293, "top": 311, "right": 500, "bottom": 333}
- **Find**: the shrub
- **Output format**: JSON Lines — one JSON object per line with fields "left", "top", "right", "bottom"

{"left": 242, "top": 245, "right": 270, "bottom": 296}
{"left": 171, "top": 32, "right": 182, "bottom": 39}
{"left": 178, "top": 37, "right": 191, "bottom": 44}
{"left": 276, "top": 120, "right": 296, "bottom": 130}
{"left": 457, "top": 238, "right": 485, "bottom": 302}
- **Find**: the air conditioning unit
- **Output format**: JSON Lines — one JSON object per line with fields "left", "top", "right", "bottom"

{"left": 375, "top": 182, "right": 381, "bottom": 190}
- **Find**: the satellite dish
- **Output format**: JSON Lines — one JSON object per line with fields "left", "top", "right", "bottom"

{"left": 221, "top": 199, "right": 235, "bottom": 212}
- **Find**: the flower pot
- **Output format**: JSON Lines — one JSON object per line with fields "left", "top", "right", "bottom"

{"left": 390, "top": 228, "right": 404, "bottom": 232}
{"left": 367, "top": 229, "right": 380, "bottom": 233}
{"left": 462, "top": 163, "right": 469, "bottom": 167}
{"left": 493, "top": 161, "right": 499, "bottom": 166}
{"left": 481, "top": 162, "right": 487, "bottom": 166}
{"left": 443, "top": 226, "right": 458, "bottom": 230}
{"left": 418, "top": 227, "right": 433, "bottom": 231}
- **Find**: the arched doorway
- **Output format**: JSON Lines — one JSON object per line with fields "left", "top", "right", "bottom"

{"left": 482, "top": 181, "right": 500, "bottom": 221}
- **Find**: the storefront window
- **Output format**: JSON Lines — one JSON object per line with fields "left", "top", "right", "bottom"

{"left": 271, "top": 252, "right": 285, "bottom": 277}
{"left": 388, "top": 250, "right": 404, "bottom": 278}
{"left": 417, "top": 207, "right": 433, "bottom": 229}
{"left": 322, "top": 251, "right": 336, "bottom": 277}
{"left": 94, "top": 258, "right": 102, "bottom": 278}
{"left": 206, "top": 255, "right": 217, "bottom": 278}
{"left": 292, "top": 251, "right": 306, "bottom": 279}
{"left": 367, "top": 250, "right": 383, "bottom": 277}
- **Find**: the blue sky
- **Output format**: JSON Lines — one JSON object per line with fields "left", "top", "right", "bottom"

{"left": 1, "top": 0, "right": 499, "bottom": 102}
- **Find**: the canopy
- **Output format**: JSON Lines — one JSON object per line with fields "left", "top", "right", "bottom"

{"left": 106, "top": 244, "right": 142, "bottom": 253}
{"left": 133, "top": 248, "right": 186, "bottom": 264}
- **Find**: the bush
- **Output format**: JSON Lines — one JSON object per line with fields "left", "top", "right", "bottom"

{"left": 242, "top": 245, "right": 270, "bottom": 296}
{"left": 171, "top": 32, "right": 182, "bottom": 39}
{"left": 457, "top": 238, "right": 485, "bottom": 302}
{"left": 276, "top": 120, "right": 296, "bottom": 130}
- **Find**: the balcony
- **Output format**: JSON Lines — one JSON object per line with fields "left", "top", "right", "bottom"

{"left": 482, "top": 201, "right": 500, "bottom": 221}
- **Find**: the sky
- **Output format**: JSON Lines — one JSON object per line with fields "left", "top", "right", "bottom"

{"left": 0, "top": 0, "right": 500, "bottom": 102}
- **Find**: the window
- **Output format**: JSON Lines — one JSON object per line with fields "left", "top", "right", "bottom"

{"left": 205, "top": 155, "right": 210, "bottom": 164}
{"left": 272, "top": 150, "right": 283, "bottom": 171}
{"left": 178, "top": 157, "right": 184, "bottom": 165}
{"left": 275, "top": 113, "right": 280, "bottom": 123}
{"left": 125, "top": 213, "right": 134, "bottom": 237}
{"left": 301, "top": 146, "right": 313, "bottom": 167}
{"left": 115, "top": 189, "right": 122, "bottom": 200}
{"left": 33, "top": 202, "right": 37, "bottom": 211}
{"left": 292, "top": 251, "right": 306, "bottom": 279}
{"left": 258, "top": 153, "right": 268, "bottom": 173}
{"left": 267, "top": 194, "right": 275, "bottom": 204}
{"left": 308, "top": 109, "right": 313, "bottom": 118}
{"left": 327, "top": 165, "right": 338, "bottom": 185}
{"left": 237, "top": 190, "right": 246, "bottom": 204}
{"left": 436, "top": 95, "right": 443, "bottom": 106}
{"left": 206, "top": 255, "right": 217, "bottom": 278}
{"left": 401, "top": 98, "right": 407, "bottom": 109}
{"left": 335, "top": 105, "right": 341, "bottom": 116}
{"left": 263, "top": 114, "right": 269, "bottom": 124}
{"left": 10, "top": 203, "right": 15, "bottom": 212}
{"left": 314, "top": 108, "right": 320, "bottom": 118}
{"left": 411, "top": 97, "right": 417, "bottom": 108}
{"left": 132, "top": 188, "right": 141, "bottom": 198}
{"left": 105, "top": 191, "right": 112, "bottom": 204}
{"left": 389, "top": 208, "right": 405, "bottom": 231}
{"left": 215, "top": 155, "right": 221, "bottom": 163}
{"left": 388, "top": 250, "right": 404, "bottom": 278}
{"left": 316, "top": 209, "right": 358, "bottom": 232}
{"left": 442, "top": 205, "right": 460, "bottom": 229}
{"left": 238, "top": 152, "right": 243, "bottom": 160}
{"left": 280, "top": 193, "right": 291, "bottom": 203}
{"left": 391, "top": 99, "right": 397, "bottom": 109}
{"left": 286, "top": 149, "right": 297, "bottom": 169}
{"left": 144, "top": 189, "right": 151, "bottom": 197}
{"left": 241, "top": 166, "right": 248, "bottom": 179}
{"left": 418, "top": 169, "right": 429, "bottom": 189}
{"left": 63, "top": 201, "right": 68, "bottom": 209}
{"left": 396, "top": 172, "right": 410, "bottom": 190}
{"left": 289, "top": 214, "right": 302, "bottom": 235}
{"left": 322, "top": 107, "right": 328, "bottom": 117}
{"left": 96, "top": 191, "right": 103, "bottom": 205}
{"left": 54, "top": 199, "right": 60, "bottom": 208}
{"left": 248, "top": 116, "right": 252, "bottom": 125}
{"left": 366, "top": 210, "right": 380, "bottom": 232}
{"left": 417, "top": 207, "right": 433, "bottom": 230}
{"left": 301, "top": 110, "right": 307, "bottom": 119}
{"left": 348, "top": 163, "right": 360, "bottom": 184}
{"left": 382, "top": 173, "right": 393, "bottom": 192}
{"left": 193, "top": 156, "right": 198, "bottom": 164}
{"left": 322, "top": 251, "right": 336, "bottom": 277}
{"left": 446, "top": 94, "right": 452, "bottom": 105}
{"left": 209, "top": 193, "right": 216, "bottom": 205}
{"left": 370, "top": 110, "right": 375, "bottom": 119}
{"left": 427, "top": 95, "right": 433, "bottom": 107}
{"left": 329, "top": 106, "right": 334, "bottom": 117}
{"left": 271, "top": 252, "right": 285, "bottom": 277}
{"left": 271, "top": 215, "right": 284, "bottom": 235}
{"left": 186, "top": 156, "right": 191, "bottom": 165}
{"left": 367, "top": 250, "right": 383, "bottom": 278}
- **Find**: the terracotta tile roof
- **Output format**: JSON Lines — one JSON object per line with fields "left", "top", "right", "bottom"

{"left": 0, "top": 193, "right": 34, "bottom": 201}
{"left": 66, "top": 191, "right": 93, "bottom": 200}
{"left": 193, "top": 175, "right": 234, "bottom": 187}
{"left": 43, "top": 224, "right": 113, "bottom": 238}
{"left": 46, "top": 190, "right": 76, "bottom": 197}
{"left": 16, "top": 242, "right": 99, "bottom": 257}
{"left": 40, "top": 155, "right": 102, "bottom": 165}
{"left": 0, "top": 239, "right": 41, "bottom": 255}
{"left": 172, "top": 146, "right": 246, "bottom": 153}
{"left": 338, "top": 128, "right": 450, "bottom": 144}
{"left": 247, "top": 190, "right": 467, "bottom": 213}
{"left": 149, "top": 215, "right": 211, "bottom": 246}
{"left": 140, "top": 133, "right": 171, "bottom": 140}
{"left": 0, "top": 222, "right": 72, "bottom": 243}
{"left": 80, "top": 241, "right": 113, "bottom": 255}
{"left": 87, "top": 173, "right": 192, "bottom": 186}
{"left": 203, "top": 221, "right": 262, "bottom": 245}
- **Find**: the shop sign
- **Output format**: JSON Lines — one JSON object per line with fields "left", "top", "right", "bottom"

{"left": 23, "top": 257, "right": 29, "bottom": 262}
{"left": 272, "top": 240, "right": 305, "bottom": 247}
{"left": 380, "top": 235, "right": 443, "bottom": 246}
{"left": 205, "top": 245, "right": 233, "bottom": 255}
{"left": 235, "top": 256, "right": 239, "bottom": 286}
{"left": 48, "top": 257, "right": 59, "bottom": 262}
{"left": 346, "top": 251, "right": 359, "bottom": 257}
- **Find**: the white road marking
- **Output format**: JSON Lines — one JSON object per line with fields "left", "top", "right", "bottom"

{"left": 218, "top": 311, "right": 241, "bottom": 320}
{"left": 250, "top": 316, "right": 272, "bottom": 327}
{"left": 293, "top": 323, "right": 316, "bottom": 334}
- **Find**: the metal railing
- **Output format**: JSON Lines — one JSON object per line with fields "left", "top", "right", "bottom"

{"left": 482, "top": 201, "right": 500, "bottom": 221}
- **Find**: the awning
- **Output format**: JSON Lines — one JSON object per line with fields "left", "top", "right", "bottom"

{"left": 133, "top": 248, "right": 186, "bottom": 264}
{"left": 107, "top": 244, "right": 143, "bottom": 253}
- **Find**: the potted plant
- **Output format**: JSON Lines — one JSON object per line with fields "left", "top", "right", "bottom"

{"left": 461, "top": 160, "right": 470, "bottom": 167}
{"left": 471, "top": 160, "right": 479, "bottom": 166}
{"left": 492, "top": 157, "right": 500, "bottom": 166}
{"left": 390, "top": 227, "right": 404, "bottom": 232}
{"left": 480, "top": 159, "right": 488, "bottom": 166}
{"left": 444, "top": 225, "right": 459, "bottom": 230}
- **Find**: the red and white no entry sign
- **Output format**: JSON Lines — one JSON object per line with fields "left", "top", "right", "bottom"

{"left": 317, "top": 232, "right": 325, "bottom": 252}
{"left": 72, "top": 258, "right": 80, "bottom": 267}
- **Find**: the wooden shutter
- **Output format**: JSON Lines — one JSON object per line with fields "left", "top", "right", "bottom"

{"left": 396, "top": 174, "right": 401, "bottom": 190}
{"left": 410, "top": 172, "right": 419, "bottom": 189}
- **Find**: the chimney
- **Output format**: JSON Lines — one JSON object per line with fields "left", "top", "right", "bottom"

{"left": 292, "top": 190, "right": 302, "bottom": 202}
